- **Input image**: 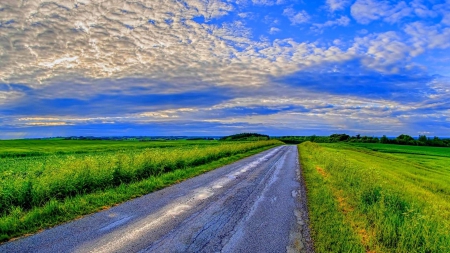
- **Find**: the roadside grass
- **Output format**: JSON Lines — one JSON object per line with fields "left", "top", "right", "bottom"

{"left": 299, "top": 141, "right": 450, "bottom": 253}
{"left": 0, "top": 140, "right": 282, "bottom": 242}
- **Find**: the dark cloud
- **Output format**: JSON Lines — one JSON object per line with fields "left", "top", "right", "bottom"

{"left": 1, "top": 88, "right": 231, "bottom": 116}
{"left": 273, "top": 61, "right": 435, "bottom": 101}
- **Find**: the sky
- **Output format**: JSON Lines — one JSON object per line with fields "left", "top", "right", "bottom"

{"left": 0, "top": 0, "right": 449, "bottom": 139}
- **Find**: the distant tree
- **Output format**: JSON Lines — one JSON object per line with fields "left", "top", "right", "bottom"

{"left": 443, "top": 139, "right": 450, "bottom": 147}
{"left": 380, "top": 135, "right": 389, "bottom": 144}
{"left": 418, "top": 135, "right": 428, "bottom": 146}
{"left": 430, "top": 136, "right": 445, "bottom": 147}
{"left": 418, "top": 135, "right": 427, "bottom": 142}
{"left": 330, "top": 134, "right": 350, "bottom": 142}
{"left": 396, "top": 134, "right": 415, "bottom": 145}
{"left": 280, "top": 134, "right": 448, "bottom": 147}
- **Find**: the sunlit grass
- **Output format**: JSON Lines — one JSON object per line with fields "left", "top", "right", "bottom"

{"left": 300, "top": 142, "right": 450, "bottom": 253}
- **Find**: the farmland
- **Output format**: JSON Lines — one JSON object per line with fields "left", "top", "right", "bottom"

{"left": 299, "top": 142, "right": 450, "bottom": 252}
{"left": 0, "top": 139, "right": 221, "bottom": 158}
{"left": 0, "top": 139, "right": 282, "bottom": 242}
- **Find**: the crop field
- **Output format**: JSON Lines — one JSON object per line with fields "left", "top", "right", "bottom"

{"left": 0, "top": 139, "right": 221, "bottom": 158}
{"left": 0, "top": 139, "right": 281, "bottom": 242}
{"left": 299, "top": 142, "right": 450, "bottom": 252}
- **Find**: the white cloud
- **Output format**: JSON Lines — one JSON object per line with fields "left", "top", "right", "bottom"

{"left": 269, "top": 27, "right": 281, "bottom": 34}
{"left": 25, "top": 122, "right": 73, "bottom": 126}
{"left": 433, "top": 0, "right": 450, "bottom": 25}
{"left": 0, "top": 0, "right": 443, "bottom": 103}
{"left": 352, "top": 31, "right": 412, "bottom": 72}
{"left": 0, "top": 0, "right": 251, "bottom": 87}
{"left": 237, "top": 12, "right": 251, "bottom": 18}
{"left": 0, "top": 0, "right": 345, "bottom": 91}
{"left": 186, "top": 0, "right": 234, "bottom": 20}
{"left": 333, "top": 39, "right": 342, "bottom": 46}
{"left": 404, "top": 22, "right": 450, "bottom": 56}
{"left": 358, "top": 29, "right": 369, "bottom": 35}
{"left": 0, "top": 90, "right": 24, "bottom": 105}
{"left": 443, "top": 13, "right": 450, "bottom": 26}
{"left": 351, "top": 0, "right": 386, "bottom": 24}
{"left": 351, "top": 0, "right": 412, "bottom": 24}
{"left": 383, "top": 1, "right": 412, "bottom": 24}
{"left": 251, "top": 0, "right": 286, "bottom": 5}
{"left": 39, "top": 56, "right": 79, "bottom": 68}
{"left": 411, "top": 0, "right": 437, "bottom": 18}
{"left": 283, "top": 8, "right": 310, "bottom": 25}
{"left": 252, "top": 0, "right": 276, "bottom": 5}
{"left": 326, "top": 0, "right": 350, "bottom": 12}
{"left": 203, "top": 94, "right": 418, "bottom": 134}
{"left": 312, "top": 16, "right": 350, "bottom": 31}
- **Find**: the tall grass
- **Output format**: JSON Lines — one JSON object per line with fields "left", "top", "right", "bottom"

{"left": 299, "top": 141, "right": 450, "bottom": 253}
{"left": 0, "top": 141, "right": 280, "bottom": 217}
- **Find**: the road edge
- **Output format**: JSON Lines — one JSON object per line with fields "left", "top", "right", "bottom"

{"left": 287, "top": 145, "right": 314, "bottom": 253}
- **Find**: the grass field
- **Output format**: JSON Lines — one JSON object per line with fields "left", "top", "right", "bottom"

{"left": 0, "top": 139, "right": 220, "bottom": 158}
{"left": 0, "top": 139, "right": 282, "bottom": 242}
{"left": 299, "top": 142, "right": 450, "bottom": 252}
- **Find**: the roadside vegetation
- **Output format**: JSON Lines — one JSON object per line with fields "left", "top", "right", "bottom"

{"left": 299, "top": 141, "right": 450, "bottom": 252}
{"left": 0, "top": 139, "right": 282, "bottom": 242}
{"left": 278, "top": 133, "right": 450, "bottom": 147}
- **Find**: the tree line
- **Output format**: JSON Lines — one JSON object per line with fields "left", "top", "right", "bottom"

{"left": 277, "top": 134, "right": 450, "bottom": 147}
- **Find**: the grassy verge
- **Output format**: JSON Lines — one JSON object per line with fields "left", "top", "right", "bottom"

{"left": 299, "top": 141, "right": 450, "bottom": 253}
{"left": 299, "top": 142, "right": 365, "bottom": 253}
{"left": 0, "top": 142, "right": 281, "bottom": 243}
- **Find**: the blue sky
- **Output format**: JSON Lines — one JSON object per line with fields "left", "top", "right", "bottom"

{"left": 0, "top": 0, "right": 449, "bottom": 138}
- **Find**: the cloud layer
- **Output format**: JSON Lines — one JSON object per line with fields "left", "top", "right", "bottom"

{"left": 0, "top": 0, "right": 449, "bottom": 138}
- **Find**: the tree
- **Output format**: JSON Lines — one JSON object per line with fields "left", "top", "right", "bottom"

{"left": 430, "top": 136, "right": 445, "bottom": 147}
{"left": 418, "top": 135, "right": 428, "bottom": 145}
{"left": 418, "top": 135, "right": 427, "bottom": 142}
{"left": 330, "top": 134, "right": 350, "bottom": 142}
{"left": 380, "top": 135, "right": 389, "bottom": 144}
{"left": 396, "top": 134, "right": 415, "bottom": 145}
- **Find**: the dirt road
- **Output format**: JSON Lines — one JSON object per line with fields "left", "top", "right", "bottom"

{"left": 0, "top": 145, "right": 313, "bottom": 253}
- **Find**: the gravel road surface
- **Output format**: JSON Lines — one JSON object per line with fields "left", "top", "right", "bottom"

{"left": 0, "top": 145, "right": 313, "bottom": 253}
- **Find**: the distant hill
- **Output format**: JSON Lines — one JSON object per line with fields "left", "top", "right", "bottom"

{"left": 219, "top": 133, "right": 270, "bottom": 141}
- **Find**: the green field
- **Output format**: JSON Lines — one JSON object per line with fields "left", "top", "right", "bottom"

{"left": 0, "top": 139, "right": 221, "bottom": 158}
{"left": 299, "top": 142, "right": 450, "bottom": 252}
{"left": 0, "top": 139, "right": 282, "bottom": 242}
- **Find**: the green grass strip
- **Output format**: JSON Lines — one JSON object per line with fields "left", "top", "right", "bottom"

{"left": 0, "top": 145, "right": 278, "bottom": 243}
{"left": 299, "top": 143, "right": 364, "bottom": 253}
